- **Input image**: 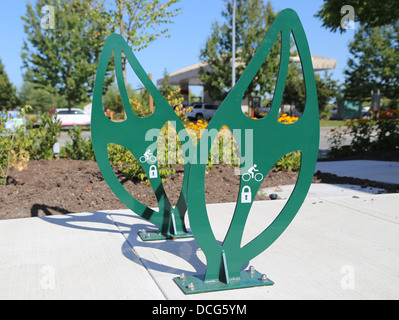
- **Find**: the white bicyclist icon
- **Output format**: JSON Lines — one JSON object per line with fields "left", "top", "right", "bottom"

{"left": 242, "top": 164, "right": 264, "bottom": 182}
{"left": 140, "top": 149, "right": 157, "bottom": 164}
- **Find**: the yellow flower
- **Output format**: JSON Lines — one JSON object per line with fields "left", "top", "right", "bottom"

{"left": 278, "top": 115, "right": 299, "bottom": 124}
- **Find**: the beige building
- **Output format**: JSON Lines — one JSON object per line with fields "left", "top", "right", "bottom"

{"left": 157, "top": 54, "right": 337, "bottom": 112}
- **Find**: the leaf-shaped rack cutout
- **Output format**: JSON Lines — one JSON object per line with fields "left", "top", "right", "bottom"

{"left": 118, "top": 50, "right": 156, "bottom": 119}
{"left": 240, "top": 151, "right": 301, "bottom": 248}
{"left": 107, "top": 143, "right": 158, "bottom": 209}
{"left": 277, "top": 41, "right": 307, "bottom": 125}
{"left": 99, "top": 49, "right": 155, "bottom": 123}
{"left": 205, "top": 126, "right": 241, "bottom": 243}
{"left": 98, "top": 50, "right": 121, "bottom": 123}
{"left": 240, "top": 32, "right": 308, "bottom": 125}
{"left": 156, "top": 121, "right": 185, "bottom": 207}
{"left": 243, "top": 32, "right": 283, "bottom": 120}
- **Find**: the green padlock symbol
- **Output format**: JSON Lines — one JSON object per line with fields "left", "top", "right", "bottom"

{"left": 241, "top": 186, "right": 252, "bottom": 204}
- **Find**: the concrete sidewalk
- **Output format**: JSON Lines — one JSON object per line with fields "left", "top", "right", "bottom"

{"left": 316, "top": 160, "right": 399, "bottom": 185}
{"left": 0, "top": 211, "right": 165, "bottom": 300}
{"left": 0, "top": 186, "right": 398, "bottom": 300}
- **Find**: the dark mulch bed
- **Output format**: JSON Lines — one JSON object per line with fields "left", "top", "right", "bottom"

{"left": 0, "top": 159, "right": 397, "bottom": 221}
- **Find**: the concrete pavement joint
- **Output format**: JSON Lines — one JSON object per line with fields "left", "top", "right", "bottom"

{"left": 106, "top": 211, "right": 169, "bottom": 300}
{"left": 320, "top": 196, "right": 399, "bottom": 225}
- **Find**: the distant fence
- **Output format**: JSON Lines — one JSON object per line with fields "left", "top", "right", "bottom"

{"left": 337, "top": 100, "right": 362, "bottom": 120}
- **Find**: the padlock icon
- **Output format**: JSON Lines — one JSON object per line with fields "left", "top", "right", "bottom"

{"left": 241, "top": 186, "right": 252, "bottom": 203}
{"left": 149, "top": 165, "right": 158, "bottom": 179}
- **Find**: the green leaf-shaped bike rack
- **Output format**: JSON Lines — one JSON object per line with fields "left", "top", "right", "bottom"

{"left": 174, "top": 9, "right": 320, "bottom": 294}
{"left": 92, "top": 9, "right": 319, "bottom": 294}
{"left": 92, "top": 33, "right": 194, "bottom": 241}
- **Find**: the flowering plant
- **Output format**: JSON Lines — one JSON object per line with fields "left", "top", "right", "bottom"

{"left": 329, "top": 108, "right": 399, "bottom": 157}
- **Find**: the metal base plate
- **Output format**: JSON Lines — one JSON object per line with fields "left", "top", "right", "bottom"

{"left": 173, "top": 269, "right": 274, "bottom": 294}
{"left": 138, "top": 230, "right": 194, "bottom": 242}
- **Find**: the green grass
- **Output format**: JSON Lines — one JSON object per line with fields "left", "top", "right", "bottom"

{"left": 320, "top": 120, "right": 347, "bottom": 127}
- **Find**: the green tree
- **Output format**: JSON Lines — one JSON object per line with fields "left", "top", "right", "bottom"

{"left": 18, "top": 82, "right": 68, "bottom": 113}
{"left": 199, "top": 0, "right": 280, "bottom": 102}
{"left": 282, "top": 64, "right": 306, "bottom": 110}
{"left": 344, "top": 24, "right": 399, "bottom": 101}
{"left": 315, "top": 0, "right": 399, "bottom": 33}
{"left": 315, "top": 72, "right": 340, "bottom": 113}
{"left": 21, "top": 0, "right": 113, "bottom": 110}
{"left": 105, "top": 0, "right": 182, "bottom": 86}
{"left": 0, "top": 58, "right": 18, "bottom": 110}
{"left": 103, "top": 83, "right": 139, "bottom": 113}
{"left": 158, "top": 69, "right": 177, "bottom": 98}
{"left": 283, "top": 65, "right": 340, "bottom": 115}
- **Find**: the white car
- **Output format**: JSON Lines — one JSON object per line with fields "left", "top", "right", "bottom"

{"left": 185, "top": 103, "right": 219, "bottom": 120}
{"left": 362, "top": 106, "right": 371, "bottom": 117}
{"left": 55, "top": 108, "right": 91, "bottom": 127}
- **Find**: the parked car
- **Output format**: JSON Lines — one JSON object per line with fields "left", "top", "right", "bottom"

{"left": 55, "top": 108, "right": 91, "bottom": 127}
{"left": 185, "top": 103, "right": 220, "bottom": 120}
{"left": 0, "top": 110, "right": 25, "bottom": 132}
{"left": 254, "top": 102, "right": 272, "bottom": 117}
{"left": 362, "top": 106, "right": 371, "bottom": 117}
{"left": 330, "top": 107, "right": 338, "bottom": 120}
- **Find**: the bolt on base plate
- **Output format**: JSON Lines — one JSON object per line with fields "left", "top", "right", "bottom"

{"left": 173, "top": 269, "right": 274, "bottom": 295}
{"left": 138, "top": 230, "right": 194, "bottom": 242}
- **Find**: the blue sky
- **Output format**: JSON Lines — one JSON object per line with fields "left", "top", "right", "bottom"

{"left": 0, "top": 0, "right": 355, "bottom": 94}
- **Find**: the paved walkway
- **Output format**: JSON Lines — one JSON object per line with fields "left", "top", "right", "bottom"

{"left": 316, "top": 160, "right": 399, "bottom": 185}
{"left": 0, "top": 186, "right": 398, "bottom": 300}
{"left": 1, "top": 158, "right": 398, "bottom": 300}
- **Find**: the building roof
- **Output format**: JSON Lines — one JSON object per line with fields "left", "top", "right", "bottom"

{"left": 157, "top": 54, "right": 337, "bottom": 87}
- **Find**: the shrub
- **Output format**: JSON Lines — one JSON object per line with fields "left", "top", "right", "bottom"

{"left": 274, "top": 151, "right": 301, "bottom": 172}
{"left": 0, "top": 108, "right": 65, "bottom": 184}
{"left": 62, "top": 125, "right": 95, "bottom": 161}
{"left": 375, "top": 110, "right": 399, "bottom": 150}
{"left": 329, "top": 109, "right": 399, "bottom": 158}
{"left": 27, "top": 112, "right": 61, "bottom": 160}
{"left": 0, "top": 106, "right": 32, "bottom": 184}
{"left": 107, "top": 144, "right": 175, "bottom": 184}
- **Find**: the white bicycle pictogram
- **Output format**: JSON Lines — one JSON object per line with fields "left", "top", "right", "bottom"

{"left": 242, "top": 164, "right": 264, "bottom": 182}
{"left": 139, "top": 150, "right": 157, "bottom": 164}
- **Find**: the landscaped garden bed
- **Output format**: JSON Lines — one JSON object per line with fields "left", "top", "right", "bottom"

{"left": 1, "top": 158, "right": 398, "bottom": 221}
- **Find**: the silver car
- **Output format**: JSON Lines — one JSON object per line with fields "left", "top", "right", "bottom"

{"left": 185, "top": 103, "right": 220, "bottom": 120}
